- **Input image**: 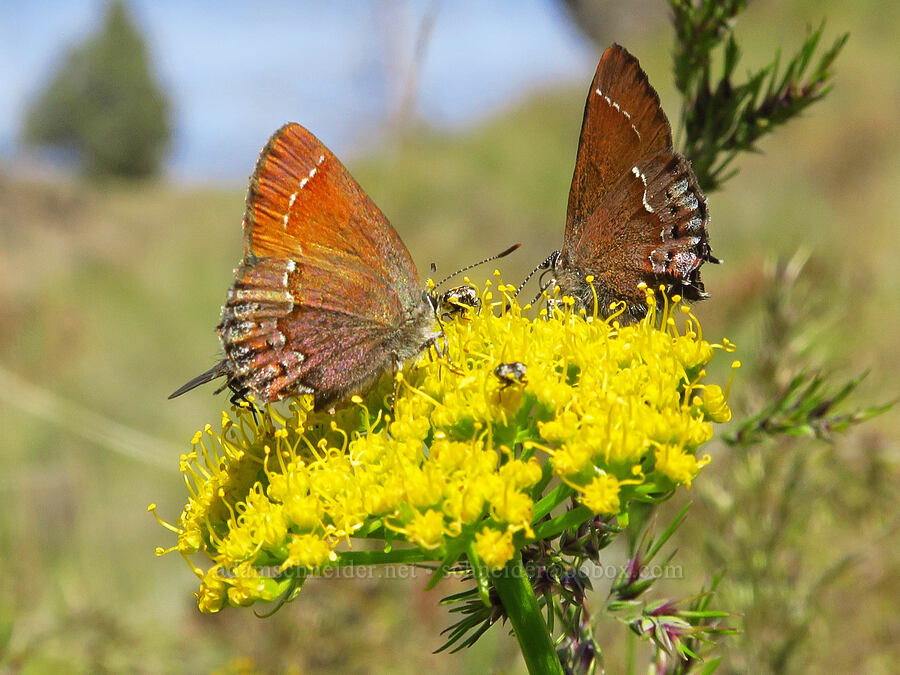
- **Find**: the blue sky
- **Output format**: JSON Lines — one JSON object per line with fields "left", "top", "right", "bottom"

{"left": 0, "top": 0, "right": 595, "bottom": 181}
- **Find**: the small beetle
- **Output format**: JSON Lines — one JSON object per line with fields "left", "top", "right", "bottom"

{"left": 494, "top": 361, "right": 528, "bottom": 389}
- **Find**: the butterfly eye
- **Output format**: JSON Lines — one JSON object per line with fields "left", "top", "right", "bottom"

{"left": 538, "top": 250, "right": 560, "bottom": 271}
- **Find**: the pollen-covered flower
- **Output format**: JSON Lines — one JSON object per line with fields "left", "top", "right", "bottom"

{"left": 283, "top": 533, "right": 335, "bottom": 570}
{"left": 155, "top": 279, "right": 735, "bottom": 612}
{"left": 474, "top": 526, "right": 515, "bottom": 570}
{"left": 655, "top": 442, "right": 713, "bottom": 488}
{"left": 580, "top": 472, "right": 623, "bottom": 514}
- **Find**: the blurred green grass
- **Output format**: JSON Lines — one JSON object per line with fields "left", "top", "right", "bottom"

{"left": 1, "top": 1, "right": 898, "bottom": 672}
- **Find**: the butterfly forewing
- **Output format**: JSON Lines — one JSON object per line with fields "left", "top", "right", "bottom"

{"left": 565, "top": 44, "right": 672, "bottom": 245}
{"left": 243, "top": 123, "right": 422, "bottom": 312}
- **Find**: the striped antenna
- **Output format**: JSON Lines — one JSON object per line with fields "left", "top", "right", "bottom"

{"left": 432, "top": 243, "right": 520, "bottom": 289}
{"left": 513, "top": 250, "right": 559, "bottom": 298}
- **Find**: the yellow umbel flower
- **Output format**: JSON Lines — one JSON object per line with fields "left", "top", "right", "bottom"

{"left": 156, "top": 279, "right": 736, "bottom": 612}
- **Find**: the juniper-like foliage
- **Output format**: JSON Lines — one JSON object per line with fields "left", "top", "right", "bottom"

{"left": 670, "top": 0, "right": 849, "bottom": 192}
{"left": 725, "top": 370, "right": 893, "bottom": 446}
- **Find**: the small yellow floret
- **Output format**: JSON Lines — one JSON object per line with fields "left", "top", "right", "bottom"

{"left": 654, "top": 444, "right": 710, "bottom": 487}
{"left": 490, "top": 487, "right": 534, "bottom": 527}
{"left": 581, "top": 472, "right": 622, "bottom": 514}
{"left": 196, "top": 566, "right": 227, "bottom": 614}
{"left": 698, "top": 384, "right": 732, "bottom": 422}
{"left": 406, "top": 509, "right": 446, "bottom": 550}
{"left": 475, "top": 527, "right": 515, "bottom": 569}
{"left": 283, "top": 533, "right": 334, "bottom": 570}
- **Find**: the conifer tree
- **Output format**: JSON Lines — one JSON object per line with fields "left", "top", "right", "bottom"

{"left": 23, "top": 0, "right": 171, "bottom": 178}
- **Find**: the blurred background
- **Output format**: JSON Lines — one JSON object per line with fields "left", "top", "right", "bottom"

{"left": 0, "top": 0, "right": 897, "bottom": 672}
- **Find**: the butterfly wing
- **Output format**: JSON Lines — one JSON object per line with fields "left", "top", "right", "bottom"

{"left": 559, "top": 45, "right": 713, "bottom": 316}
{"left": 219, "top": 123, "right": 433, "bottom": 408}
{"left": 243, "top": 123, "right": 423, "bottom": 311}
{"left": 564, "top": 44, "right": 672, "bottom": 248}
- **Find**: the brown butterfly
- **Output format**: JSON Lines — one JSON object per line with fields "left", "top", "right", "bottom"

{"left": 536, "top": 44, "right": 717, "bottom": 322}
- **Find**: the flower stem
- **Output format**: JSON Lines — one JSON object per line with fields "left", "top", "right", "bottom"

{"left": 491, "top": 553, "right": 563, "bottom": 675}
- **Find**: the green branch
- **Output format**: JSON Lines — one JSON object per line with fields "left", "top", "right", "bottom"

{"left": 670, "top": 1, "right": 848, "bottom": 191}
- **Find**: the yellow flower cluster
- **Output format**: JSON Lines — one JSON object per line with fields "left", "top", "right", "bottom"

{"left": 154, "top": 280, "right": 737, "bottom": 613}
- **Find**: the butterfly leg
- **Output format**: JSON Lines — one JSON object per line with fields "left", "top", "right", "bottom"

{"left": 528, "top": 275, "right": 557, "bottom": 315}
{"left": 428, "top": 332, "right": 446, "bottom": 361}
{"left": 426, "top": 332, "right": 464, "bottom": 376}
{"left": 227, "top": 381, "right": 260, "bottom": 424}
{"left": 389, "top": 355, "right": 402, "bottom": 417}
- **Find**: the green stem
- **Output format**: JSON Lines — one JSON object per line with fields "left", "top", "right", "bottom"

{"left": 330, "top": 548, "right": 434, "bottom": 566}
{"left": 491, "top": 553, "right": 563, "bottom": 675}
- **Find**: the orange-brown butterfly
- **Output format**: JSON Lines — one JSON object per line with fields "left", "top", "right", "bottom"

{"left": 170, "top": 123, "right": 515, "bottom": 410}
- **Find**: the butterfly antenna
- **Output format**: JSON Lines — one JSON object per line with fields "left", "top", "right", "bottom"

{"left": 513, "top": 250, "right": 559, "bottom": 298}
{"left": 432, "top": 243, "right": 520, "bottom": 289}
